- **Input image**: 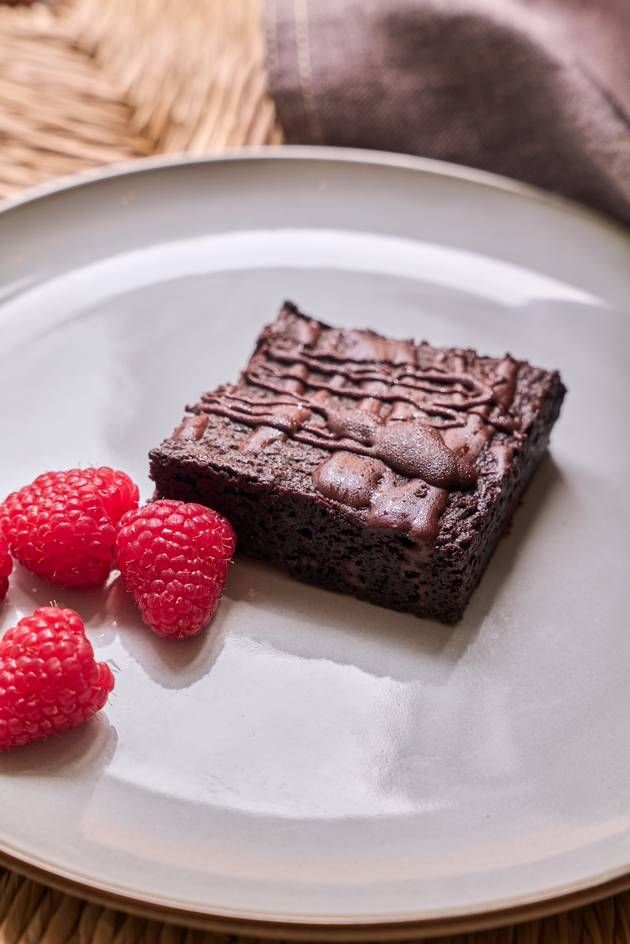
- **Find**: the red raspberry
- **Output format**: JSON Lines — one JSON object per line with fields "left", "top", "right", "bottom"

{"left": 0, "top": 533, "right": 12, "bottom": 604}
{"left": 0, "top": 467, "right": 139, "bottom": 589}
{"left": 0, "top": 607, "right": 115, "bottom": 751}
{"left": 116, "top": 500, "right": 236, "bottom": 638}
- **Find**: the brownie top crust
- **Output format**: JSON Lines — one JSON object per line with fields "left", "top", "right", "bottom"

{"left": 173, "top": 302, "right": 564, "bottom": 544}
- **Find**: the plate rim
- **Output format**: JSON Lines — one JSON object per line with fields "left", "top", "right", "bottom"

{"left": 1, "top": 144, "right": 629, "bottom": 245}
{"left": 1, "top": 145, "right": 629, "bottom": 938}
{"left": 2, "top": 848, "right": 630, "bottom": 941}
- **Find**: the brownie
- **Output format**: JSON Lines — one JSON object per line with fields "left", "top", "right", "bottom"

{"left": 149, "top": 302, "right": 566, "bottom": 623}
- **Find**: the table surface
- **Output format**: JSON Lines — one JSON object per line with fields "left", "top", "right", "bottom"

{"left": 0, "top": 1, "right": 628, "bottom": 942}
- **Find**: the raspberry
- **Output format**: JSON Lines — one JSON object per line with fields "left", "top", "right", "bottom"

{"left": 0, "top": 467, "right": 139, "bottom": 589}
{"left": 0, "top": 606, "right": 115, "bottom": 751}
{"left": 0, "top": 533, "right": 12, "bottom": 604}
{"left": 116, "top": 499, "right": 236, "bottom": 638}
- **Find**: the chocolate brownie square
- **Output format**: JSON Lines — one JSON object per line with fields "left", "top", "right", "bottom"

{"left": 149, "top": 302, "right": 565, "bottom": 622}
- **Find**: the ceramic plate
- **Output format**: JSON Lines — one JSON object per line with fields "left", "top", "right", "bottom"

{"left": 0, "top": 149, "right": 629, "bottom": 939}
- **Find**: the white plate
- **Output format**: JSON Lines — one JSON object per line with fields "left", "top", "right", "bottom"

{"left": 0, "top": 149, "right": 629, "bottom": 939}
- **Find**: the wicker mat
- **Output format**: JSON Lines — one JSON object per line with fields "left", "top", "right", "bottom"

{"left": 0, "top": 0, "right": 281, "bottom": 197}
{"left": 0, "top": 2, "right": 628, "bottom": 942}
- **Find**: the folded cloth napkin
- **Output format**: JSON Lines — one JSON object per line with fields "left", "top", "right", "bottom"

{"left": 265, "top": 0, "right": 630, "bottom": 226}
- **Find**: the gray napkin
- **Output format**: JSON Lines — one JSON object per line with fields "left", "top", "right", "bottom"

{"left": 265, "top": 0, "right": 630, "bottom": 226}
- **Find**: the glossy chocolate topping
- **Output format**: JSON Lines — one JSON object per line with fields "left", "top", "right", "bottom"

{"left": 174, "top": 414, "right": 209, "bottom": 441}
{"left": 192, "top": 303, "right": 522, "bottom": 541}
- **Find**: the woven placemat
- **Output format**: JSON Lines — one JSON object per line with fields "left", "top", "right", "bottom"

{"left": 0, "top": 0, "right": 281, "bottom": 198}
{"left": 0, "top": 2, "right": 628, "bottom": 942}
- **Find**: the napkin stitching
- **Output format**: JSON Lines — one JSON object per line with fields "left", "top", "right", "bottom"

{"left": 293, "top": 0, "right": 324, "bottom": 142}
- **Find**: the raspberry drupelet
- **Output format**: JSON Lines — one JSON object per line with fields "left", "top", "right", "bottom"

{"left": 0, "top": 533, "right": 11, "bottom": 604}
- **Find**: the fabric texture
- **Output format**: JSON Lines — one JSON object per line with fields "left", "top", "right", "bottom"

{"left": 264, "top": 0, "right": 630, "bottom": 225}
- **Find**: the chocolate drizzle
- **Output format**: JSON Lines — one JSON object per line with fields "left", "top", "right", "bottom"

{"left": 313, "top": 452, "right": 387, "bottom": 509}
{"left": 175, "top": 414, "right": 208, "bottom": 441}
{"left": 190, "top": 303, "right": 522, "bottom": 541}
{"left": 243, "top": 356, "right": 517, "bottom": 431}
